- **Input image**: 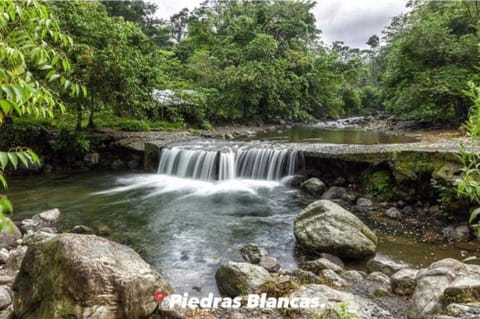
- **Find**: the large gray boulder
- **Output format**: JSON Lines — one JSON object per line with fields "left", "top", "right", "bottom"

{"left": 409, "top": 258, "right": 478, "bottom": 318}
{"left": 13, "top": 233, "right": 172, "bottom": 319}
{"left": 215, "top": 261, "right": 271, "bottom": 297}
{"left": 294, "top": 200, "right": 377, "bottom": 259}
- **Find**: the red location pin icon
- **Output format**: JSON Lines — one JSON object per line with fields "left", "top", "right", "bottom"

{"left": 154, "top": 291, "right": 165, "bottom": 303}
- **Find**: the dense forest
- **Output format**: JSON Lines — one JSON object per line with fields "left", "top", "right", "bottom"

{"left": 3, "top": 0, "right": 480, "bottom": 132}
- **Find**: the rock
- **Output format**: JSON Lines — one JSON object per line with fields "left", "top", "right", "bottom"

{"left": 332, "top": 177, "right": 346, "bottom": 186}
{"left": 36, "top": 208, "right": 62, "bottom": 225}
{"left": 366, "top": 272, "right": 392, "bottom": 297}
{"left": 391, "top": 268, "right": 418, "bottom": 296}
{"left": 259, "top": 256, "right": 280, "bottom": 273}
{"left": 403, "top": 205, "right": 416, "bottom": 215}
{"left": 0, "top": 218, "right": 22, "bottom": 249}
{"left": 356, "top": 197, "right": 373, "bottom": 213}
{"left": 294, "top": 200, "right": 377, "bottom": 259}
{"left": 319, "top": 253, "right": 344, "bottom": 268}
{"left": 95, "top": 223, "right": 112, "bottom": 236}
{"left": 0, "top": 276, "right": 14, "bottom": 285}
{"left": 71, "top": 225, "right": 95, "bottom": 234}
{"left": 13, "top": 233, "right": 172, "bottom": 319}
{"left": 300, "top": 177, "right": 326, "bottom": 196}
{"left": 300, "top": 258, "right": 343, "bottom": 274}
{"left": 321, "top": 269, "right": 346, "bottom": 288}
{"left": 127, "top": 159, "right": 139, "bottom": 169}
{"left": 321, "top": 186, "right": 347, "bottom": 200}
{"left": 20, "top": 209, "right": 62, "bottom": 234}
{"left": 442, "top": 225, "right": 471, "bottom": 243}
{"left": 0, "top": 287, "right": 11, "bottom": 310}
{"left": 83, "top": 152, "right": 99, "bottom": 165}
{"left": 341, "top": 270, "right": 365, "bottom": 284}
{"left": 5, "top": 246, "right": 27, "bottom": 273}
{"left": 22, "top": 231, "right": 56, "bottom": 246}
{"left": 289, "top": 284, "right": 394, "bottom": 319}
{"left": 0, "top": 249, "right": 9, "bottom": 264}
{"left": 366, "top": 255, "right": 410, "bottom": 276}
{"left": 446, "top": 303, "right": 480, "bottom": 317}
{"left": 111, "top": 159, "right": 125, "bottom": 170}
{"left": 225, "top": 133, "right": 234, "bottom": 140}
{"left": 409, "top": 258, "right": 470, "bottom": 318}
{"left": 37, "top": 227, "right": 57, "bottom": 234}
{"left": 215, "top": 261, "right": 271, "bottom": 297}
{"left": 385, "top": 207, "right": 402, "bottom": 219}
{"left": 239, "top": 243, "right": 266, "bottom": 264}
{"left": 443, "top": 276, "right": 480, "bottom": 304}
{"left": 282, "top": 269, "right": 324, "bottom": 285}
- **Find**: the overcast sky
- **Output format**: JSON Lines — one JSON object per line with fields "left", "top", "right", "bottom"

{"left": 152, "top": 0, "right": 408, "bottom": 48}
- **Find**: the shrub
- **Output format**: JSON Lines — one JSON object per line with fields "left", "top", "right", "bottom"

{"left": 117, "top": 120, "right": 151, "bottom": 132}
{"left": 51, "top": 127, "right": 90, "bottom": 162}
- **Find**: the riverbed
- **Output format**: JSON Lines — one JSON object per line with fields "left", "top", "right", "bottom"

{"left": 7, "top": 171, "right": 467, "bottom": 296}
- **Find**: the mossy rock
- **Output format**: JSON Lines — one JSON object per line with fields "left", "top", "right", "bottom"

{"left": 432, "top": 162, "right": 463, "bottom": 184}
{"left": 361, "top": 169, "right": 394, "bottom": 201}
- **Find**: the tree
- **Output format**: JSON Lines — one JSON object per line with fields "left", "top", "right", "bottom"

{"left": 382, "top": 0, "right": 480, "bottom": 122}
{"left": 0, "top": 0, "right": 80, "bottom": 229}
{"left": 48, "top": 1, "right": 169, "bottom": 128}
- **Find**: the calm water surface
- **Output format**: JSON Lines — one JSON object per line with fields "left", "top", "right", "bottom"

{"left": 243, "top": 125, "right": 419, "bottom": 144}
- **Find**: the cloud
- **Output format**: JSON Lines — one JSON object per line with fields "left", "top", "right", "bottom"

{"left": 151, "top": 0, "right": 408, "bottom": 48}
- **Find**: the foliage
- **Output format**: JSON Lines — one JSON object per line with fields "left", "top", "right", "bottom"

{"left": 51, "top": 127, "right": 90, "bottom": 161}
{"left": 0, "top": 0, "right": 78, "bottom": 230}
{"left": 312, "top": 302, "right": 358, "bottom": 319}
{"left": 117, "top": 119, "right": 151, "bottom": 132}
{"left": 456, "top": 82, "right": 480, "bottom": 235}
{"left": 381, "top": 1, "right": 480, "bottom": 122}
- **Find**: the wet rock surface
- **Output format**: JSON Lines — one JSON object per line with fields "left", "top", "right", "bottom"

{"left": 294, "top": 200, "right": 378, "bottom": 259}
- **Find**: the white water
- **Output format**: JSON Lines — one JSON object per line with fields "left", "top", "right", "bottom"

{"left": 157, "top": 143, "right": 301, "bottom": 181}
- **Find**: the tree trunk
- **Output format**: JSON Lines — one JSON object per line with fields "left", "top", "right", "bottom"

{"left": 88, "top": 95, "right": 95, "bottom": 129}
{"left": 76, "top": 103, "right": 82, "bottom": 131}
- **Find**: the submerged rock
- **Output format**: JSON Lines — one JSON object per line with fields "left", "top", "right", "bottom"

{"left": 239, "top": 243, "right": 265, "bottom": 264}
{"left": 300, "top": 177, "right": 326, "bottom": 196}
{"left": 13, "top": 233, "right": 172, "bottom": 319}
{"left": 294, "top": 200, "right": 377, "bottom": 259}
{"left": 215, "top": 261, "right": 271, "bottom": 297}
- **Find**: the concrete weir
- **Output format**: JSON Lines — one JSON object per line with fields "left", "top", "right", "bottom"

{"left": 144, "top": 139, "right": 466, "bottom": 188}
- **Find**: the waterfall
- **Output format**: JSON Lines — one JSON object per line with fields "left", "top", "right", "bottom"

{"left": 157, "top": 143, "right": 301, "bottom": 181}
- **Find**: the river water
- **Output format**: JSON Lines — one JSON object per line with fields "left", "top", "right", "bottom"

{"left": 6, "top": 171, "right": 465, "bottom": 296}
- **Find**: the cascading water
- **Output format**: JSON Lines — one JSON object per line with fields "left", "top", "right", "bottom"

{"left": 157, "top": 142, "right": 303, "bottom": 181}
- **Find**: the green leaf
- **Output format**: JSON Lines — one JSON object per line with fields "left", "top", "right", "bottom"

{"left": 0, "top": 152, "right": 8, "bottom": 169}
{"left": 15, "top": 152, "right": 29, "bottom": 168}
{"left": 0, "top": 175, "right": 6, "bottom": 189}
{"left": 6, "top": 153, "right": 17, "bottom": 170}
{"left": 470, "top": 207, "right": 480, "bottom": 224}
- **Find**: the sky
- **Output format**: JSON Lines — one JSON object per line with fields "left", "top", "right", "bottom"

{"left": 151, "top": 0, "right": 408, "bottom": 49}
